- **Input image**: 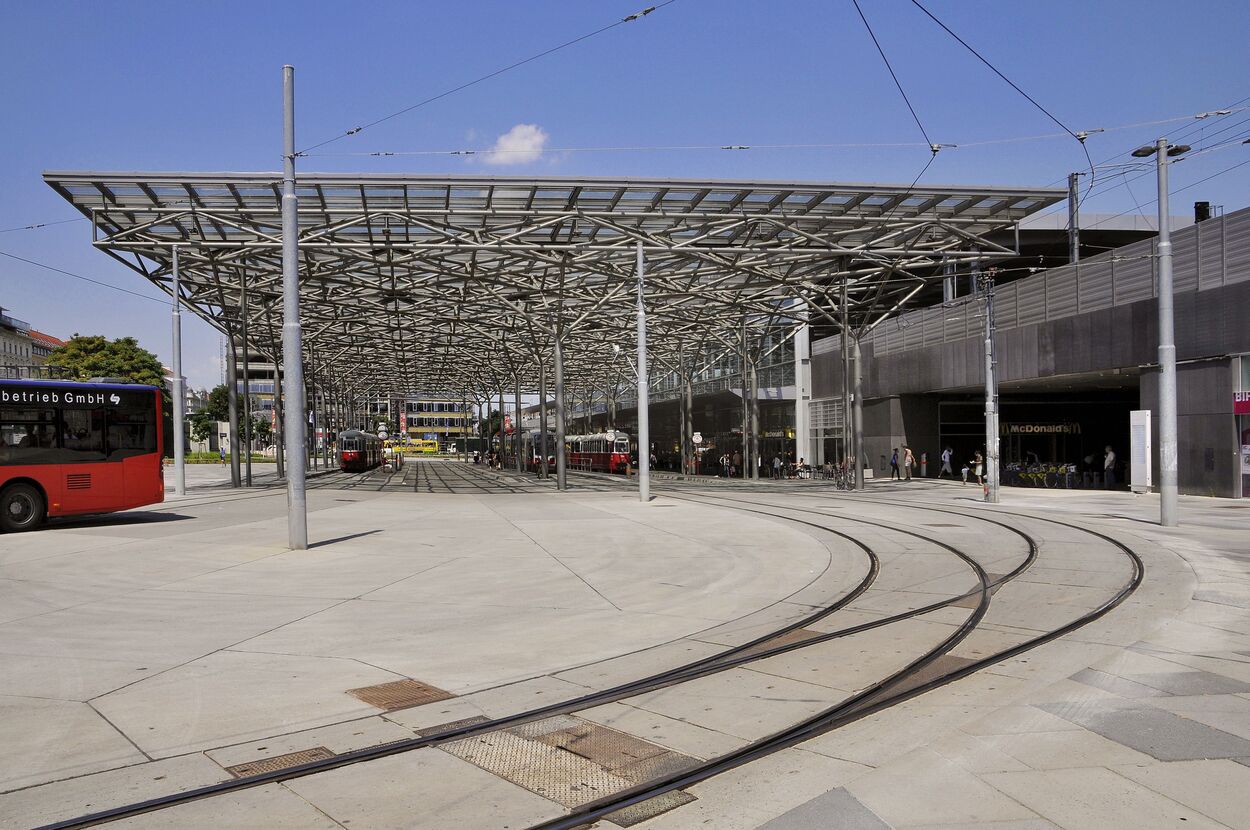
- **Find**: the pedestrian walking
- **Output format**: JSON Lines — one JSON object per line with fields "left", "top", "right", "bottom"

{"left": 903, "top": 447, "right": 915, "bottom": 481}
{"left": 890, "top": 448, "right": 901, "bottom": 480}
{"left": 1104, "top": 445, "right": 1117, "bottom": 489}
{"left": 772, "top": 453, "right": 782, "bottom": 480}
{"left": 961, "top": 462, "right": 970, "bottom": 484}
{"left": 974, "top": 450, "right": 984, "bottom": 487}
{"left": 939, "top": 446, "right": 954, "bottom": 479}
{"left": 218, "top": 446, "right": 226, "bottom": 466}
{"left": 732, "top": 450, "right": 742, "bottom": 478}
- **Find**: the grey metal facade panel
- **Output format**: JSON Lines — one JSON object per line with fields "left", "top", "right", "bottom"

{"left": 995, "top": 283, "right": 1018, "bottom": 331}
{"left": 1046, "top": 269, "right": 1079, "bottom": 319}
{"left": 1197, "top": 218, "right": 1225, "bottom": 289}
{"left": 1173, "top": 231, "right": 1199, "bottom": 292}
{"left": 1077, "top": 261, "right": 1114, "bottom": 313}
{"left": 1226, "top": 210, "right": 1250, "bottom": 284}
{"left": 1114, "top": 247, "right": 1154, "bottom": 304}
{"left": 1037, "top": 321, "right": 1056, "bottom": 377}
{"left": 1017, "top": 279, "right": 1046, "bottom": 326}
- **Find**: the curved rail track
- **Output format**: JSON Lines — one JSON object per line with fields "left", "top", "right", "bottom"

{"left": 35, "top": 470, "right": 1141, "bottom": 830}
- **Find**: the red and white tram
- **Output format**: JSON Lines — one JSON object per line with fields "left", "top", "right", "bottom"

{"left": 566, "top": 431, "right": 632, "bottom": 474}
{"left": 522, "top": 429, "right": 557, "bottom": 473}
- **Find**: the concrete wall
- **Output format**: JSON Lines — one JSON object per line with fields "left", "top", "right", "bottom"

{"left": 1141, "top": 359, "right": 1238, "bottom": 497}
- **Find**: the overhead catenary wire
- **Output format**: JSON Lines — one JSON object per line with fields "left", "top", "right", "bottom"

{"left": 852, "top": 0, "right": 935, "bottom": 151}
{"left": 907, "top": 0, "right": 1095, "bottom": 202}
{"left": 0, "top": 249, "right": 169, "bottom": 305}
{"left": 297, "top": 2, "right": 678, "bottom": 156}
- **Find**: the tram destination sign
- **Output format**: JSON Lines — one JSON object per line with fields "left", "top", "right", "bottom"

{"left": 0, "top": 382, "right": 152, "bottom": 411}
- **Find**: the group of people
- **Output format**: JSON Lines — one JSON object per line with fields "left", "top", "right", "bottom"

{"left": 891, "top": 445, "right": 986, "bottom": 486}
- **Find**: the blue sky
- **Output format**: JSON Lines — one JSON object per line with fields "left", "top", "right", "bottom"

{"left": 2, "top": 0, "right": 1248, "bottom": 389}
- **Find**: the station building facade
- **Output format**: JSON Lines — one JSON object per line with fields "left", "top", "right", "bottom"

{"left": 811, "top": 204, "right": 1250, "bottom": 498}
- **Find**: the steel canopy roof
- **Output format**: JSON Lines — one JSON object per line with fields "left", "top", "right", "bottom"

{"left": 44, "top": 170, "right": 1064, "bottom": 401}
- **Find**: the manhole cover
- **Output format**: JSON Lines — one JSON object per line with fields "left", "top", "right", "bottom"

{"left": 223, "top": 746, "right": 334, "bottom": 778}
{"left": 347, "top": 678, "right": 454, "bottom": 710}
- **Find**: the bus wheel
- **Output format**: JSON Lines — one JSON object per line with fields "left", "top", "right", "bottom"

{"left": 1, "top": 483, "right": 45, "bottom": 532}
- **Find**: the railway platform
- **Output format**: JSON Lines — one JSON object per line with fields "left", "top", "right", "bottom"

{"left": 0, "top": 459, "right": 1247, "bottom": 830}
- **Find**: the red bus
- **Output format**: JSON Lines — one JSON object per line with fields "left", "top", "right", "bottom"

{"left": 0, "top": 379, "right": 164, "bottom": 532}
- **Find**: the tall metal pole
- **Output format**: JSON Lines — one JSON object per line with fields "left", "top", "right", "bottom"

{"left": 840, "top": 279, "right": 851, "bottom": 473}
{"left": 852, "top": 336, "right": 865, "bottom": 489}
{"left": 635, "top": 241, "right": 650, "bottom": 502}
{"left": 740, "top": 318, "right": 749, "bottom": 478}
{"left": 241, "top": 277, "right": 252, "bottom": 487}
{"left": 749, "top": 359, "right": 760, "bottom": 479}
{"left": 684, "top": 374, "right": 694, "bottom": 475}
{"left": 170, "top": 246, "right": 185, "bottom": 496}
{"left": 538, "top": 359, "right": 549, "bottom": 478}
{"left": 1155, "top": 138, "right": 1179, "bottom": 526}
{"left": 226, "top": 335, "right": 241, "bottom": 487}
{"left": 514, "top": 375, "right": 523, "bottom": 474}
{"left": 1068, "top": 172, "right": 1081, "bottom": 264}
{"left": 272, "top": 351, "right": 284, "bottom": 479}
{"left": 554, "top": 330, "right": 568, "bottom": 491}
{"left": 981, "top": 265, "right": 1000, "bottom": 504}
{"left": 280, "top": 65, "right": 308, "bottom": 549}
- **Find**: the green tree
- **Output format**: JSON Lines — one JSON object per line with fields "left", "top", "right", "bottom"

{"left": 204, "top": 384, "right": 231, "bottom": 421}
{"left": 477, "top": 408, "right": 503, "bottom": 441}
{"left": 188, "top": 410, "right": 216, "bottom": 444}
{"left": 46, "top": 335, "right": 167, "bottom": 394}
{"left": 251, "top": 414, "right": 273, "bottom": 445}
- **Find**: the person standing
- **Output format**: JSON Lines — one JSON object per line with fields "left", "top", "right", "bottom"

{"left": 1104, "top": 445, "right": 1117, "bottom": 489}
{"left": 772, "top": 453, "right": 782, "bottom": 480}
{"left": 732, "top": 449, "right": 742, "bottom": 479}
{"left": 939, "top": 446, "right": 954, "bottom": 479}
{"left": 903, "top": 446, "right": 915, "bottom": 481}
{"left": 974, "top": 450, "right": 985, "bottom": 488}
{"left": 890, "top": 448, "right": 901, "bottom": 480}
{"left": 219, "top": 445, "right": 226, "bottom": 467}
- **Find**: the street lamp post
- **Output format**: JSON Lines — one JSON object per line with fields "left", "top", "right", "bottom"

{"left": 1132, "top": 138, "right": 1189, "bottom": 527}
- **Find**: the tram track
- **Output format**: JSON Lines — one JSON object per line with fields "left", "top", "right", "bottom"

{"left": 34, "top": 476, "right": 1143, "bottom": 830}
{"left": 521, "top": 483, "right": 1143, "bottom": 830}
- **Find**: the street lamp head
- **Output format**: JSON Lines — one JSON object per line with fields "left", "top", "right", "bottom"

{"left": 1166, "top": 144, "right": 1191, "bottom": 157}
{"left": 1131, "top": 146, "right": 1156, "bottom": 158}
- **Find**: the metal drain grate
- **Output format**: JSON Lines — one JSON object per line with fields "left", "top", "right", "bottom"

{"left": 604, "top": 790, "right": 699, "bottom": 827}
{"left": 223, "top": 746, "right": 334, "bottom": 777}
{"left": 414, "top": 715, "right": 491, "bottom": 737}
{"left": 537, "top": 722, "right": 668, "bottom": 770}
{"left": 347, "top": 678, "right": 454, "bottom": 710}
{"left": 442, "top": 730, "right": 633, "bottom": 807}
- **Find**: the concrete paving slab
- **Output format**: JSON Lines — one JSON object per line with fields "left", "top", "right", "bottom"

{"left": 108, "top": 782, "right": 343, "bottom": 829}
{"left": 1038, "top": 698, "right": 1250, "bottom": 761}
{"left": 283, "top": 747, "right": 561, "bottom": 829}
{"left": 578, "top": 702, "right": 745, "bottom": 760}
{"left": 1112, "top": 759, "right": 1250, "bottom": 829}
{"left": 847, "top": 747, "right": 1042, "bottom": 827}
{"left": 0, "top": 754, "right": 226, "bottom": 830}
{"left": 93, "top": 650, "right": 405, "bottom": 757}
{"left": 983, "top": 767, "right": 1230, "bottom": 830}
{"left": 982, "top": 728, "right": 1156, "bottom": 769}
{"left": 203, "top": 715, "right": 417, "bottom": 768}
{"left": 0, "top": 696, "right": 147, "bottom": 791}
{"left": 754, "top": 786, "right": 890, "bottom": 830}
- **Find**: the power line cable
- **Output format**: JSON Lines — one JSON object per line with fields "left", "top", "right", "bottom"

{"left": 0, "top": 217, "right": 85, "bottom": 234}
{"left": 1085, "top": 156, "right": 1250, "bottom": 230}
{"left": 907, "top": 0, "right": 1094, "bottom": 201}
{"left": 852, "top": 0, "right": 935, "bottom": 149}
{"left": 0, "top": 250, "right": 168, "bottom": 305}
{"left": 297, "top": 2, "right": 678, "bottom": 156}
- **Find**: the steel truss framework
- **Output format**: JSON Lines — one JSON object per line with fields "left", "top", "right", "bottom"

{"left": 44, "top": 171, "right": 1063, "bottom": 408}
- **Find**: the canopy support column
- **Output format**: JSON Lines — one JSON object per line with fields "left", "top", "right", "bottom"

{"left": 554, "top": 331, "right": 567, "bottom": 491}
{"left": 636, "top": 241, "right": 650, "bottom": 502}
{"left": 280, "top": 64, "right": 308, "bottom": 549}
{"left": 853, "top": 336, "right": 864, "bottom": 489}
{"left": 170, "top": 245, "right": 185, "bottom": 497}
{"left": 226, "top": 333, "right": 241, "bottom": 488}
{"left": 241, "top": 276, "right": 252, "bottom": 487}
{"left": 538, "top": 359, "right": 549, "bottom": 479}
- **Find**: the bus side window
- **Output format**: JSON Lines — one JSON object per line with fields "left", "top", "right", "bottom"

{"left": 107, "top": 408, "right": 157, "bottom": 461}
{"left": 60, "top": 409, "right": 107, "bottom": 462}
{"left": 1, "top": 410, "right": 57, "bottom": 464}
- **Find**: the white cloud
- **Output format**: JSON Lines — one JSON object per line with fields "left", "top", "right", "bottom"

{"left": 482, "top": 124, "right": 549, "bottom": 165}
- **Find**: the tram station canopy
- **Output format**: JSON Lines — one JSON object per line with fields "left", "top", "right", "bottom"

{"left": 44, "top": 171, "right": 1064, "bottom": 397}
